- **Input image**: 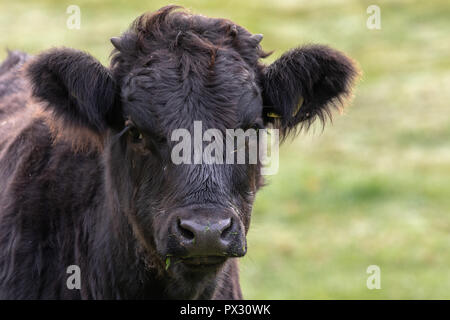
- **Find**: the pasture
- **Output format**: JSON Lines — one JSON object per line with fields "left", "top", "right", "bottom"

{"left": 1, "top": 0, "right": 448, "bottom": 298}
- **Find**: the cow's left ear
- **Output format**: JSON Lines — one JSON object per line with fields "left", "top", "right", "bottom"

{"left": 262, "top": 45, "right": 359, "bottom": 136}
{"left": 26, "top": 48, "right": 121, "bottom": 135}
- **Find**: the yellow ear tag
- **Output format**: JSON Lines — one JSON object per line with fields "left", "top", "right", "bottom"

{"left": 292, "top": 96, "right": 304, "bottom": 117}
{"left": 267, "top": 112, "right": 282, "bottom": 118}
{"left": 266, "top": 96, "right": 304, "bottom": 119}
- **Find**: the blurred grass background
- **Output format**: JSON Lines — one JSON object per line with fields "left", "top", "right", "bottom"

{"left": 1, "top": 0, "right": 449, "bottom": 299}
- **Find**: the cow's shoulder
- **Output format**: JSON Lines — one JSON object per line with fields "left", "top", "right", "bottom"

{"left": 0, "top": 110, "right": 104, "bottom": 219}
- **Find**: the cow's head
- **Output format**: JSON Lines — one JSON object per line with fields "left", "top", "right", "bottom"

{"left": 26, "top": 6, "right": 357, "bottom": 292}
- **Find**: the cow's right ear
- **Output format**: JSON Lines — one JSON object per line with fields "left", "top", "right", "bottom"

{"left": 26, "top": 48, "right": 121, "bottom": 135}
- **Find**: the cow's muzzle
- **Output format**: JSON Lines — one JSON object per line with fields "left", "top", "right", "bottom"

{"left": 163, "top": 205, "right": 246, "bottom": 262}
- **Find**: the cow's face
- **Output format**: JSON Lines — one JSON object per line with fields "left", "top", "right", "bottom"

{"left": 27, "top": 6, "right": 357, "bottom": 289}
{"left": 114, "top": 47, "right": 262, "bottom": 261}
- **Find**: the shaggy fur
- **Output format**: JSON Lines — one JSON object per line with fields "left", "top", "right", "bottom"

{"left": 0, "top": 6, "right": 358, "bottom": 299}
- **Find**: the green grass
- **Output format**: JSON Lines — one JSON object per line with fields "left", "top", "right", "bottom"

{"left": 1, "top": 0, "right": 449, "bottom": 299}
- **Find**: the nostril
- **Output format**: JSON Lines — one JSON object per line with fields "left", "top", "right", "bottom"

{"left": 177, "top": 218, "right": 195, "bottom": 240}
{"left": 220, "top": 218, "right": 233, "bottom": 239}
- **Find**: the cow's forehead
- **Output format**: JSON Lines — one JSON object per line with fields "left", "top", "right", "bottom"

{"left": 122, "top": 49, "right": 262, "bottom": 135}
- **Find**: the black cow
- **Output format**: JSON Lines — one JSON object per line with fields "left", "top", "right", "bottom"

{"left": 0, "top": 6, "right": 358, "bottom": 299}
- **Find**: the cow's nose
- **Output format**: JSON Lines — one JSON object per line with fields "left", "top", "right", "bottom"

{"left": 178, "top": 217, "right": 231, "bottom": 243}
{"left": 170, "top": 207, "right": 246, "bottom": 258}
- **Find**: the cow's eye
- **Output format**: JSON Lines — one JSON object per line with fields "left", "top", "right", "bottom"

{"left": 129, "top": 127, "right": 143, "bottom": 143}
